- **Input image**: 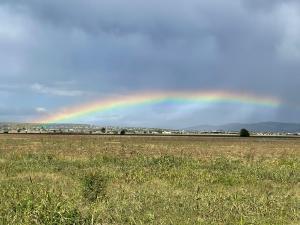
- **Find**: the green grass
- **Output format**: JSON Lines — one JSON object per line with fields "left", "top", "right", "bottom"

{"left": 0, "top": 135, "right": 299, "bottom": 224}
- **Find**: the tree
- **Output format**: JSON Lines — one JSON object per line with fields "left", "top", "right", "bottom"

{"left": 240, "top": 128, "right": 250, "bottom": 137}
{"left": 120, "top": 129, "right": 126, "bottom": 135}
{"left": 101, "top": 127, "right": 106, "bottom": 133}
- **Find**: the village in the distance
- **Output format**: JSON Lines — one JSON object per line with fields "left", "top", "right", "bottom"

{"left": 1, "top": 122, "right": 299, "bottom": 137}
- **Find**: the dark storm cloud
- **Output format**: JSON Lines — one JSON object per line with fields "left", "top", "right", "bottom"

{"left": 0, "top": 0, "right": 299, "bottom": 125}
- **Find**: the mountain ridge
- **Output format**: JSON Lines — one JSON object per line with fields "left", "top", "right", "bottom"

{"left": 186, "top": 122, "right": 300, "bottom": 133}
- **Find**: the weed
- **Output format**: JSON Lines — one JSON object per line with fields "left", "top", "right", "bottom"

{"left": 82, "top": 172, "right": 108, "bottom": 202}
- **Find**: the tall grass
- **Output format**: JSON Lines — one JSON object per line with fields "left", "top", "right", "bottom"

{"left": 0, "top": 135, "right": 299, "bottom": 224}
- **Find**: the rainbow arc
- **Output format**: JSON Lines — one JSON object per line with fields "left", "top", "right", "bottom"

{"left": 34, "top": 90, "right": 281, "bottom": 124}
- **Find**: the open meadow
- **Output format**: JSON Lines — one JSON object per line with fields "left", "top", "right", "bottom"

{"left": 0, "top": 134, "right": 299, "bottom": 225}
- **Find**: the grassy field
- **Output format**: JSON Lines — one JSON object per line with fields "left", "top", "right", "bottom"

{"left": 0, "top": 134, "right": 299, "bottom": 225}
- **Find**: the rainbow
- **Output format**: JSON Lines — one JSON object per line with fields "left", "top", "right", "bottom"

{"left": 34, "top": 90, "right": 281, "bottom": 124}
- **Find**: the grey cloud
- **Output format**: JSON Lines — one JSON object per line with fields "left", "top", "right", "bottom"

{"left": 31, "top": 83, "right": 85, "bottom": 97}
{"left": 0, "top": 0, "right": 299, "bottom": 125}
{"left": 242, "top": 0, "right": 299, "bottom": 11}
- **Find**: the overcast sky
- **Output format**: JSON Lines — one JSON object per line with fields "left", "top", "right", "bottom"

{"left": 0, "top": 0, "right": 300, "bottom": 128}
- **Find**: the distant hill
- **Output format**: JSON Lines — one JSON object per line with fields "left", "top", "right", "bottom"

{"left": 186, "top": 122, "right": 300, "bottom": 133}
